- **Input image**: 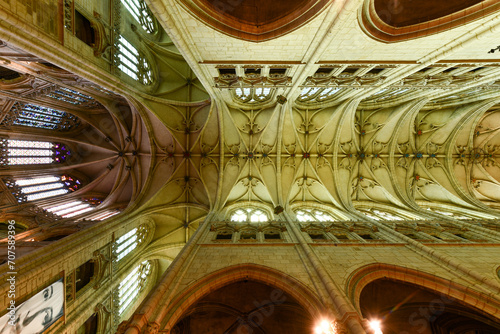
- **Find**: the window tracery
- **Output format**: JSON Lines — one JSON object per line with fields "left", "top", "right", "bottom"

{"left": 297, "top": 87, "right": 342, "bottom": 103}
{"left": 362, "top": 88, "right": 411, "bottom": 103}
{"left": 4, "top": 174, "right": 82, "bottom": 202}
{"left": 121, "top": 0, "right": 156, "bottom": 33}
{"left": 47, "top": 87, "right": 95, "bottom": 107}
{"left": 0, "top": 139, "right": 71, "bottom": 166}
{"left": 230, "top": 207, "right": 269, "bottom": 223}
{"left": 295, "top": 208, "right": 336, "bottom": 222}
{"left": 117, "top": 36, "right": 153, "bottom": 85}
{"left": 86, "top": 209, "right": 121, "bottom": 221}
{"left": 117, "top": 261, "right": 151, "bottom": 315}
{"left": 0, "top": 102, "right": 80, "bottom": 131}
{"left": 424, "top": 207, "right": 496, "bottom": 220}
{"left": 113, "top": 225, "right": 147, "bottom": 262}
{"left": 233, "top": 87, "right": 273, "bottom": 103}
{"left": 358, "top": 208, "right": 409, "bottom": 221}
{"left": 46, "top": 197, "right": 102, "bottom": 219}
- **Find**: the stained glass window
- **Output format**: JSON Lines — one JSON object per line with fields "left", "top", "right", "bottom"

{"left": 117, "top": 261, "right": 151, "bottom": 315}
{"left": 1, "top": 139, "right": 71, "bottom": 166}
{"left": 230, "top": 207, "right": 269, "bottom": 222}
{"left": 4, "top": 174, "right": 82, "bottom": 203}
{"left": 0, "top": 102, "right": 80, "bottom": 131}
{"left": 118, "top": 36, "right": 153, "bottom": 85}
{"left": 121, "top": 0, "right": 156, "bottom": 33}
{"left": 295, "top": 208, "right": 336, "bottom": 222}
{"left": 114, "top": 225, "right": 147, "bottom": 262}
{"left": 47, "top": 87, "right": 95, "bottom": 107}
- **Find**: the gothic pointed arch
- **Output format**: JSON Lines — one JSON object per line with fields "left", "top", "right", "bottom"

{"left": 160, "top": 264, "right": 325, "bottom": 332}
{"left": 347, "top": 263, "right": 500, "bottom": 322}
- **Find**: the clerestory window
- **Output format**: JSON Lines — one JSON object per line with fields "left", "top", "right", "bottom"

{"left": 0, "top": 139, "right": 71, "bottom": 166}
{"left": 121, "top": 0, "right": 156, "bottom": 33}
{"left": 117, "top": 261, "right": 152, "bottom": 315}
{"left": 359, "top": 208, "right": 406, "bottom": 221}
{"left": 47, "top": 87, "right": 95, "bottom": 107}
{"left": 297, "top": 87, "right": 341, "bottom": 102}
{"left": 230, "top": 207, "right": 269, "bottom": 223}
{"left": 4, "top": 174, "right": 82, "bottom": 203}
{"left": 45, "top": 198, "right": 102, "bottom": 219}
{"left": 0, "top": 103, "right": 80, "bottom": 131}
{"left": 234, "top": 87, "right": 273, "bottom": 103}
{"left": 118, "top": 36, "right": 153, "bottom": 85}
{"left": 295, "top": 208, "right": 336, "bottom": 222}
{"left": 114, "top": 225, "right": 147, "bottom": 262}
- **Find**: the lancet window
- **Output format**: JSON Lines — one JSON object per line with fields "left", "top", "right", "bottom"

{"left": 295, "top": 208, "right": 336, "bottom": 222}
{"left": 114, "top": 225, "right": 147, "bottom": 262}
{"left": 234, "top": 87, "right": 273, "bottom": 103}
{"left": 117, "top": 261, "right": 152, "bottom": 315}
{"left": 0, "top": 139, "right": 71, "bottom": 166}
{"left": 4, "top": 175, "right": 82, "bottom": 203}
{"left": 117, "top": 36, "right": 153, "bottom": 85}
{"left": 0, "top": 103, "right": 80, "bottom": 131}
{"left": 230, "top": 207, "right": 269, "bottom": 223}
{"left": 121, "top": 0, "right": 156, "bottom": 33}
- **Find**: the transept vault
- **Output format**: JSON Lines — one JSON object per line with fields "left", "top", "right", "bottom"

{"left": 0, "top": 0, "right": 500, "bottom": 333}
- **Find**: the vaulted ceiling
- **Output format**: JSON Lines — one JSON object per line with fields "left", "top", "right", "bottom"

{"left": 2, "top": 0, "right": 500, "bottom": 267}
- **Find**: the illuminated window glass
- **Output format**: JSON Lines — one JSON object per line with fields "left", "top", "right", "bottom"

{"left": 425, "top": 207, "right": 497, "bottom": 220}
{"left": 230, "top": 207, "right": 269, "bottom": 222}
{"left": 85, "top": 209, "right": 121, "bottom": 221}
{"left": 359, "top": 208, "right": 405, "bottom": 221}
{"left": 295, "top": 208, "right": 336, "bottom": 222}
{"left": 45, "top": 197, "right": 102, "bottom": 219}
{"left": 47, "top": 87, "right": 95, "bottom": 107}
{"left": 114, "top": 225, "right": 147, "bottom": 262}
{"left": 121, "top": 0, "right": 156, "bottom": 33}
{"left": 1, "top": 139, "right": 71, "bottom": 166}
{"left": 0, "top": 102, "right": 80, "bottom": 131}
{"left": 4, "top": 174, "right": 82, "bottom": 203}
{"left": 117, "top": 261, "right": 151, "bottom": 315}
{"left": 118, "top": 36, "right": 153, "bottom": 85}
{"left": 297, "top": 87, "right": 341, "bottom": 102}
{"left": 234, "top": 87, "right": 273, "bottom": 103}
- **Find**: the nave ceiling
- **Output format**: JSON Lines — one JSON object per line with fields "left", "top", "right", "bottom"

{"left": 1, "top": 0, "right": 500, "bottom": 282}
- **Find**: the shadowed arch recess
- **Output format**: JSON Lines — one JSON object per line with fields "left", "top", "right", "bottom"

{"left": 347, "top": 263, "right": 500, "bottom": 321}
{"left": 361, "top": 0, "right": 500, "bottom": 42}
{"left": 158, "top": 264, "right": 325, "bottom": 331}
{"left": 177, "top": 0, "right": 331, "bottom": 42}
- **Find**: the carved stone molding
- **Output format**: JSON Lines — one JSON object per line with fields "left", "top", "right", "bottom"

{"left": 92, "top": 244, "right": 112, "bottom": 289}
{"left": 95, "top": 301, "right": 112, "bottom": 334}
{"left": 144, "top": 322, "right": 160, "bottom": 334}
